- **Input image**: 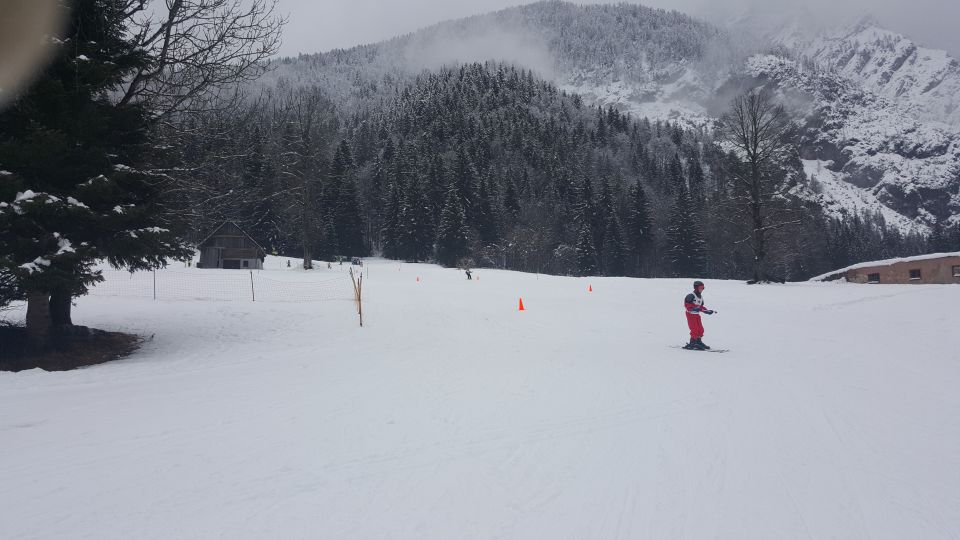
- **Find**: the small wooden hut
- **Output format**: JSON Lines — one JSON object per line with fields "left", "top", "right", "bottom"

{"left": 197, "top": 222, "right": 265, "bottom": 270}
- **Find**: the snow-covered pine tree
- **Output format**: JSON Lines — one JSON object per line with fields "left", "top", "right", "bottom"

{"left": 577, "top": 175, "right": 597, "bottom": 245}
{"left": 602, "top": 215, "right": 626, "bottom": 276}
{"left": 331, "top": 140, "right": 366, "bottom": 256}
{"left": 503, "top": 178, "right": 521, "bottom": 221}
{"left": 240, "top": 125, "right": 284, "bottom": 252}
{"left": 453, "top": 145, "right": 477, "bottom": 221}
{"left": 435, "top": 187, "right": 470, "bottom": 267}
{"left": 364, "top": 149, "right": 390, "bottom": 251}
{"left": 593, "top": 180, "right": 614, "bottom": 266}
{"left": 626, "top": 182, "right": 654, "bottom": 276}
{"left": 688, "top": 157, "right": 705, "bottom": 202}
{"left": 575, "top": 222, "right": 599, "bottom": 277}
{"left": 425, "top": 154, "right": 448, "bottom": 225}
{"left": 666, "top": 183, "right": 706, "bottom": 277}
{"left": 475, "top": 175, "right": 500, "bottom": 244}
{"left": 398, "top": 176, "right": 432, "bottom": 262}
{"left": 317, "top": 216, "right": 339, "bottom": 261}
{"left": 668, "top": 153, "right": 685, "bottom": 196}
{"left": 0, "top": 0, "right": 191, "bottom": 345}
{"left": 381, "top": 182, "right": 403, "bottom": 259}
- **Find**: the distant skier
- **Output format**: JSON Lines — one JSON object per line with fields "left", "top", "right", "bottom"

{"left": 683, "top": 280, "right": 716, "bottom": 350}
{"left": 465, "top": 269, "right": 472, "bottom": 280}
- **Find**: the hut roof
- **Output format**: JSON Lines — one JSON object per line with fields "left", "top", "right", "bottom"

{"left": 198, "top": 221, "right": 266, "bottom": 253}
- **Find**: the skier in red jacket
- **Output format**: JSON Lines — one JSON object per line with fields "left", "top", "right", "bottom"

{"left": 683, "top": 280, "right": 716, "bottom": 350}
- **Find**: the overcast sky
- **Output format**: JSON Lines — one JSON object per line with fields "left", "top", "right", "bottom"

{"left": 275, "top": 0, "right": 960, "bottom": 57}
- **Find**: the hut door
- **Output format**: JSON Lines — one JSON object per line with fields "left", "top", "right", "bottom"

{"left": 204, "top": 247, "right": 221, "bottom": 268}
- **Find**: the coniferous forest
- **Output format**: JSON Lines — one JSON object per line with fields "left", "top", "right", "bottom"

{"left": 172, "top": 62, "right": 940, "bottom": 280}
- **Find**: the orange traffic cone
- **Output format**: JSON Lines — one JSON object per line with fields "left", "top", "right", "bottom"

{"left": 518, "top": 298, "right": 525, "bottom": 311}
{"left": 588, "top": 284, "right": 593, "bottom": 292}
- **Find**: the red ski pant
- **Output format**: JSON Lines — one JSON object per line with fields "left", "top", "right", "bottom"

{"left": 686, "top": 313, "right": 704, "bottom": 339}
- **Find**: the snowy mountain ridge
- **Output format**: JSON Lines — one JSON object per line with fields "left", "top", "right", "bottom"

{"left": 773, "top": 20, "right": 960, "bottom": 128}
{"left": 557, "top": 18, "right": 960, "bottom": 229}
{"left": 745, "top": 52, "right": 960, "bottom": 228}
{"left": 266, "top": 1, "right": 959, "bottom": 230}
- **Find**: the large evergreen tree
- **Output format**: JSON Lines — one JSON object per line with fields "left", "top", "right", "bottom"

{"left": 453, "top": 145, "right": 477, "bottom": 220}
{"left": 0, "top": 0, "right": 190, "bottom": 344}
{"left": 602, "top": 216, "right": 626, "bottom": 276}
{"left": 398, "top": 176, "right": 433, "bottom": 262}
{"left": 381, "top": 181, "right": 403, "bottom": 259}
{"left": 666, "top": 183, "right": 706, "bottom": 277}
{"left": 435, "top": 187, "right": 470, "bottom": 267}
{"left": 668, "top": 153, "right": 685, "bottom": 195}
{"left": 626, "top": 182, "right": 653, "bottom": 276}
{"left": 330, "top": 140, "right": 366, "bottom": 256}
{"left": 475, "top": 175, "right": 500, "bottom": 244}
{"left": 576, "top": 222, "right": 598, "bottom": 276}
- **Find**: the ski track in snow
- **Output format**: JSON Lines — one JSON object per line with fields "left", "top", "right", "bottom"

{"left": 1, "top": 257, "right": 959, "bottom": 539}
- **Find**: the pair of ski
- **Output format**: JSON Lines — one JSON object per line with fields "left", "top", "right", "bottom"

{"left": 674, "top": 344, "right": 729, "bottom": 353}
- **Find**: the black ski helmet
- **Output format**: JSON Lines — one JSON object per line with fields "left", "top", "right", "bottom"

{"left": 693, "top": 280, "right": 705, "bottom": 289}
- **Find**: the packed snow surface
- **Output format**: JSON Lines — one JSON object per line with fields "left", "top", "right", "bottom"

{"left": 2, "top": 257, "right": 959, "bottom": 539}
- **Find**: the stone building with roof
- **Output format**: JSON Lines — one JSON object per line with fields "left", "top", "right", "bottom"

{"left": 811, "top": 252, "right": 960, "bottom": 284}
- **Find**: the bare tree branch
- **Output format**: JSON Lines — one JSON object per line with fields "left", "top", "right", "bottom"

{"left": 120, "top": 0, "right": 286, "bottom": 120}
{"left": 718, "top": 88, "right": 797, "bottom": 282}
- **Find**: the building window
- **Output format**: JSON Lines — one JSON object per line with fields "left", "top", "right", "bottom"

{"left": 242, "top": 260, "right": 249, "bottom": 268}
{"left": 867, "top": 273, "right": 880, "bottom": 283}
{"left": 909, "top": 269, "right": 922, "bottom": 280}
{"left": 954, "top": 265, "right": 960, "bottom": 278}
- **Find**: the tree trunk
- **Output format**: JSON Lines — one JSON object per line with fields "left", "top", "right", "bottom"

{"left": 26, "top": 292, "right": 51, "bottom": 350}
{"left": 302, "top": 245, "right": 313, "bottom": 270}
{"left": 752, "top": 200, "right": 765, "bottom": 283}
{"left": 302, "top": 181, "right": 314, "bottom": 270}
{"left": 750, "top": 164, "right": 766, "bottom": 283}
{"left": 49, "top": 288, "right": 73, "bottom": 327}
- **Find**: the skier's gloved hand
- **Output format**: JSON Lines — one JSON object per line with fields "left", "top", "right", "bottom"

{"left": 703, "top": 309, "right": 715, "bottom": 315}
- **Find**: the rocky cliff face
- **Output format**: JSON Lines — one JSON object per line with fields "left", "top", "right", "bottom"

{"left": 777, "top": 21, "right": 960, "bottom": 128}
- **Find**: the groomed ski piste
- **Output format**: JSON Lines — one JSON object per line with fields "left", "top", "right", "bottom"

{"left": 2, "top": 256, "right": 958, "bottom": 539}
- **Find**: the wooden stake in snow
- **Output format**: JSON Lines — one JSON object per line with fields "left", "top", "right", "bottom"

{"left": 350, "top": 268, "right": 363, "bottom": 327}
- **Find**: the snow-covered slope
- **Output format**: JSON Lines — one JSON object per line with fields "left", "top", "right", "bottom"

{"left": 2, "top": 257, "right": 959, "bottom": 538}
